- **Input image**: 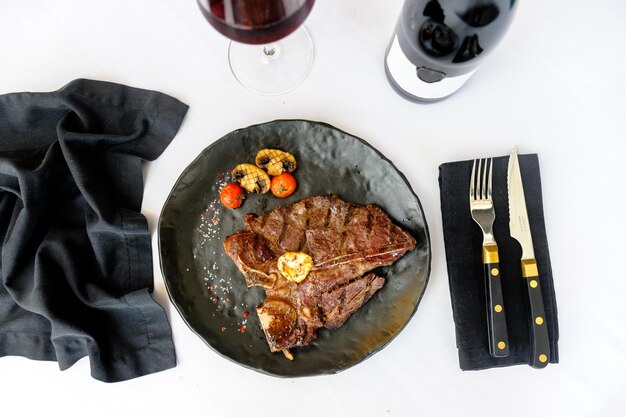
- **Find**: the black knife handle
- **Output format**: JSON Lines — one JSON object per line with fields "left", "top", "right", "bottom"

{"left": 522, "top": 259, "right": 550, "bottom": 368}
{"left": 483, "top": 245, "right": 510, "bottom": 358}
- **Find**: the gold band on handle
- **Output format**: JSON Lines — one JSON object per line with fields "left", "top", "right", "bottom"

{"left": 482, "top": 245, "right": 499, "bottom": 264}
{"left": 521, "top": 259, "right": 539, "bottom": 278}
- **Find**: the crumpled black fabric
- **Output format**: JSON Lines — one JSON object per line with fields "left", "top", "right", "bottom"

{"left": 439, "top": 154, "right": 559, "bottom": 370}
{"left": 0, "top": 79, "right": 188, "bottom": 382}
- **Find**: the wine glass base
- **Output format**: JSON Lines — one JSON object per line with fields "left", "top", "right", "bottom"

{"left": 228, "top": 26, "right": 314, "bottom": 96}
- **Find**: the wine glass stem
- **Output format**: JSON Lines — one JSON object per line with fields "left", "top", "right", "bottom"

{"left": 263, "top": 45, "right": 278, "bottom": 57}
{"left": 228, "top": 26, "right": 313, "bottom": 96}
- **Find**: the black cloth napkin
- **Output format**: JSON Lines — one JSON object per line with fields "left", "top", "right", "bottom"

{"left": 439, "top": 154, "right": 559, "bottom": 370}
{"left": 0, "top": 79, "right": 188, "bottom": 382}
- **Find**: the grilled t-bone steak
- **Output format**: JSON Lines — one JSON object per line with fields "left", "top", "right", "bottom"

{"left": 224, "top": 195, "right": 416, "bottom": 354}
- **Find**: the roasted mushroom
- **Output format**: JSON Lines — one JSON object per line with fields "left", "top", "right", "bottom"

{"left": 255, "top": 149, "right": 297, "bottom": 176}
{"left": 231, "top": 164, "right": 271, "bottom": 194}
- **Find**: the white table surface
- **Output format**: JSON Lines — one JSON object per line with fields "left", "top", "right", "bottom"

{"left": 2, "top": 1, "right": 625, "bottom": 416}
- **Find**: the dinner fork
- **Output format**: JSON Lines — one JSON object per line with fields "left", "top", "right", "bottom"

{"left": 470, "top": 158, "right": 510, "bottom": 358}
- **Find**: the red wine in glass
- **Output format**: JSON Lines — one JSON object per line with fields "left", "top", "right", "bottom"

{"left": 197, "top": 0, "right": 316, "bottom": 95}
{"left": 198, "top": 0, "right": 316, "bottom": 44}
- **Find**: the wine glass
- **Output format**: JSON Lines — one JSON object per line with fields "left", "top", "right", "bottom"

{"left": 198, "top": 0, "right": 316, "bottom": 96}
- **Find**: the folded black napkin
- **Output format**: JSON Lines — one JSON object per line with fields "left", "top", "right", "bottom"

{"left": 439, "top": 154, "right": 559, "bottom": 370}
{"left": 0, "top": 79, "right": 188, "bottom": 382}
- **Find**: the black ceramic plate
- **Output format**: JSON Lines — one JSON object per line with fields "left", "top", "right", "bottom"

{"left": 158, "top": 120, "right": 431, "bottom": 377}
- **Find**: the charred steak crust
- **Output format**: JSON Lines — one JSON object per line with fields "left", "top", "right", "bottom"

{"left": 224, "top": 195, "right": 416, "bottom": 353}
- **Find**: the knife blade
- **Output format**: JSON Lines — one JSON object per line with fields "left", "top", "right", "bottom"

{"left": 507, "top": 149, "right": 550, "bottom": 368}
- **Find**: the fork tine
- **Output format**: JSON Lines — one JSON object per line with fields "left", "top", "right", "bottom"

{"left": 487, "top": 158, "right": 493, "bottom": 200}
{"left": 470, "top": 159, "right": 477, "bottom": 201}
{"left": 477, "top": 158, "right": 483, "bottom": 199}
{"left": 482, "top": 158, "right": 489, "bottom": 200}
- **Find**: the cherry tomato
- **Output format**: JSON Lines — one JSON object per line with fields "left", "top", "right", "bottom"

{"left": 220, "top": 183, "right": 245, "bottom": 209}
{"left": 270, "top": 172, "right": 297, "bottom": 198}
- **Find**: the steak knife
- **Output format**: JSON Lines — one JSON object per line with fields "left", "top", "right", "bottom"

{"left": 507, "top": 149, "right": 550, "bottom": 368}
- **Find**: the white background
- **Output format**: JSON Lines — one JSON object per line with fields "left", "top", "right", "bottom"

{"left": 1, "top": 1, "right": 625, "bottom": 416}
